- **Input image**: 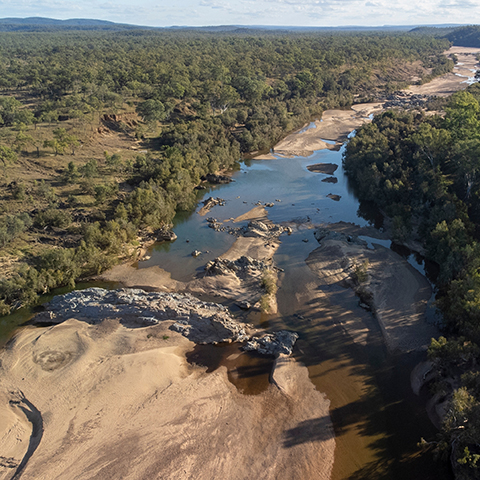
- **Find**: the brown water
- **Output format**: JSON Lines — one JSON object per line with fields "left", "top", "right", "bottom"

{"left": 0, "top": 132, "right": 451, "bottom": 478}
{"left": 273, "top": 233, "right": 447, "bottom": 479}
{"left": 186, "top": 343, "right": 274, "bottom": 396}
{"left": 160, "top": 141, "right": 452, "bottom": 479}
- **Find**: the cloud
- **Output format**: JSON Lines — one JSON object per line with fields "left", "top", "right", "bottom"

{"left": 0, "top": 0, "right": 479, "bottom": 26}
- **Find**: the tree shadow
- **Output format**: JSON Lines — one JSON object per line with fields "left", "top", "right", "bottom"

{"left": 283, "top": 416, "right": 333, "bottom": 448}
{"left": 273, "top": 275, "right": 452, "bottom": 480}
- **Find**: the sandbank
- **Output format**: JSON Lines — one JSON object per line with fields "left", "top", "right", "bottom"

{"left": 407, "top": 46, "right": 480, "bottom": 96}
{"left": 0, "top": 315, "right": 334, "bottom": 480}
{"left": 256, "top": 47, "right": 479, "bottom": 164}
{"left": 233, "top": 205, "right": 268, "bottom": 223}
{"left": 255, "top": 103, "right": 383, "bottom": 160}
{"left": 307, "top": 225, "right": 436, "bottom": 353}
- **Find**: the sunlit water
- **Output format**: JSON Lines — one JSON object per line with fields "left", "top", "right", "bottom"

{"left": 140, "top": 138, "right": 449, "bottom": 479}
{"left": 0, "top": 130, "right": 450, "bottom": 479}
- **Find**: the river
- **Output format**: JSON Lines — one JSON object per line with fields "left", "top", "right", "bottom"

{"left": 138, "top": 134, "right": 451, "bottom": 479}
{"left": 0, "top": 128, "right": 451, "bottom": 479}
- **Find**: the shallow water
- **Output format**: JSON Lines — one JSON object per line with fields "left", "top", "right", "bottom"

{"left": 0, "top": 133, "right": 451, "bottom": 478}
{"left": 139, "top": 141, "right": 451, "bottom": 479}
{"left": 141, "top": 144, "right": 366, "bottom": 280}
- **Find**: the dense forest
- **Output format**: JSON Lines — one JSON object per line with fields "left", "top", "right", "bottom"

{"left": 0, "top": 29, "right": 453, "bottom": 314}
{"left": 445, "top": 25, "right": 480, "bottom": 48}
{"left": 343, "top": 85, "right": 480, "bottom": 479}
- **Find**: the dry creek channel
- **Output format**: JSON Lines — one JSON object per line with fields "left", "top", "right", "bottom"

{"left": 1, "top": 125, "right": 451, "bottom": 480}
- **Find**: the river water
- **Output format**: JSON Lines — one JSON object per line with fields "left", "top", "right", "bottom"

{"left": 142, "top": 137, "right": 451, "bottom": 479}
{"left": 0, "top": 131, "right": 451, "bottom": 479}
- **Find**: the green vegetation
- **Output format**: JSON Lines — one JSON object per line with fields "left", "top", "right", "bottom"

{"left": 353, "top": 259, "right": 369, "bottom": 284}
{"left": 343, "top": 85, "right": 480, "bottom": 478}
{"left": 260, "top": 269, "right": 278, "bottom": 313}
{"left": 445, "top": 25, "right": 480, "bottom": 48}
{"left": 0, "top": 28, "right": 452, "bottom": 313}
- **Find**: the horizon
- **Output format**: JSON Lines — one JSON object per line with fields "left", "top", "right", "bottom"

{"left": 0, "top": 16, "right": 470, "bottom": 30}
{"left": 1, "top": 0, "right": 479, "bottom": 29}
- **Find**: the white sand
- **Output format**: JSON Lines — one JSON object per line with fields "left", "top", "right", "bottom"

{"left": 0, "top": 318, "right": 334, "bottom": 480}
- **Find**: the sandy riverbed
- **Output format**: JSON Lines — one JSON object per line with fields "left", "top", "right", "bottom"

{"left": 0, "top": 317, "right": 333, "bottom": 480}
{"left": 257, "top": 46, "right": 479, "bottom": 160}
{"left": 256, "top": 103, "right": 383, "bottom": 159}
{"left": 407, "top": 46, "right": 480, "bottom": 96}
{"left": 305, "top": 223, "right": 437, "bottom": 353}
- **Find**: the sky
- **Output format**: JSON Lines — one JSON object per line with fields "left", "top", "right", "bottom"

{"left": 0, "top": 0, "right": 479, "bottom": 28}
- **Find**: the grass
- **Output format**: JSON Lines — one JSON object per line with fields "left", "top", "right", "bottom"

{"left": 353, "top": 260, "right": 369, "bottom": 284}
{"left": 0, "top": 103, "right": 146, "bottom": 279}
{"left": 260, "top": 269, "right": 278, "bottom": 314}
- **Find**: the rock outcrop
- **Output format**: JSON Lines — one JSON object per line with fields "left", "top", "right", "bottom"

{"left": 207, "top": 219, "right": 288, "bottom": 240}
{"left": 383, "top": 91, "right": 431, "bottom": 109}
{"left": 306, "top": 163, "right": 338, "bottom": 174}
{"left": 198, "top": 197, "right": 226, "bottom": 216}
{"left": 205, "top": 255, "right": 269, "bottom": 277}
{"left": 32, "top": 288, "right": 297, "bottom": 353}
{"left": 156, "top": 228, "right": 177, "bottom": 242}
{"left": 201, "top": 173, "right": 233, "bottom": 184}
{"left": 34, "top": 288, "right": 251, "bottom": 344}
{"left": 243, "top": 331, "right": 299, "bottom": 356}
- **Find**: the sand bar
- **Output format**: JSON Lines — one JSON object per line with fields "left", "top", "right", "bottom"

{"left": 0, "top": 314, "right": 334, "bottom": 480}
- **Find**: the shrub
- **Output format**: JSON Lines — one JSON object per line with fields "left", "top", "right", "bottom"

{"left": 34, "top": 209, "right": 72, "bottom": 228}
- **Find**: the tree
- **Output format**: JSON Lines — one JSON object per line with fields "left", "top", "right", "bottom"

{"left": 136, "top": 99, "right": 167, "bottom": 124}
{"left": 44, "top": 128, "right": 79, "bottom": 155}
{"left": 13, "top": 131, "right": 34, "bottom": 154}
{"left": 0, "top": 145, "right": 17, "bottom": 171}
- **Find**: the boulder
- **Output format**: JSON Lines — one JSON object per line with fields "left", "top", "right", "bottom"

{"left": 156, "top": 228, "right": 177, "bottom": 242}
{"left": 243, "top": 331, "right": 299, "bottom": 356}
{"left": 321, "top": 177, "right": 338, "bottom": 184}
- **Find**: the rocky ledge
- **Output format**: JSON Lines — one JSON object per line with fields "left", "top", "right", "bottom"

{"left": 205, "top": 255, "right": 270, "bottom": 277}
{"left": 314, "top": 227, "right": 367, "bottom": 247}
{"left": 33, "top": 288, "right": 298, "bottom": 355}
{"left": 201, "top": 173, "right": 233, "bottom": 184}
{"left": 243, "top": 331, "right": 299, "bottom": 356}
{"left": 209, "top": 219, "right": 288, "bottom": 239}
{"left": 156, "top": 227, "right": 178, "bottom": 242}
{"left": 34, "top": 288, "right": 249, "bottom": 344}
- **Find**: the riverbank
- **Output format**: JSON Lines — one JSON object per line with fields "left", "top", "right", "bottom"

{"left": 2, "top": 46, "right": 474, "bottom": 479}
{"left": 407, "top": 46, "right": 480, "bottom": 96}
{"left": 256, "top": 102, "right": 384, "bottom": 159}
{"left": 0, "top": 292, "right": 334, "bottom": 480}
{"left": 256, "top": 46, "right": 479, "bottom": 162}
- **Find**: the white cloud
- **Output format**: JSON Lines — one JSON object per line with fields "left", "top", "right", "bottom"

{"left": 0, "top": 0, "right": 479, "bottom": 26}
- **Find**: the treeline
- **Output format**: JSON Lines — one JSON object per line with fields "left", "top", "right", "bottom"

{"left": 0, "top": 30, "right": 452, "bottom": 313}
{"left": 343, "top": 87, "right": 480, "bottom": 478}
{"left": 445, "top": 25, "right": 480, "bottom": 48}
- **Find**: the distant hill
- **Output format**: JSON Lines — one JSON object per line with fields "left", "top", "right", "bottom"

{"left": 443, "top": 25, "right": 480, "bottom": 47}
{"left": 0, "top": 18, "right": 472, "bottom": 34}
{"left": 0, "top": 17, "right": 145, "bottom": 31}
{"left": 408, "top": 26, "right": 460, "bottom": 36}
{"left": 169, "top": 24, "right": 464, "bottom": 33}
